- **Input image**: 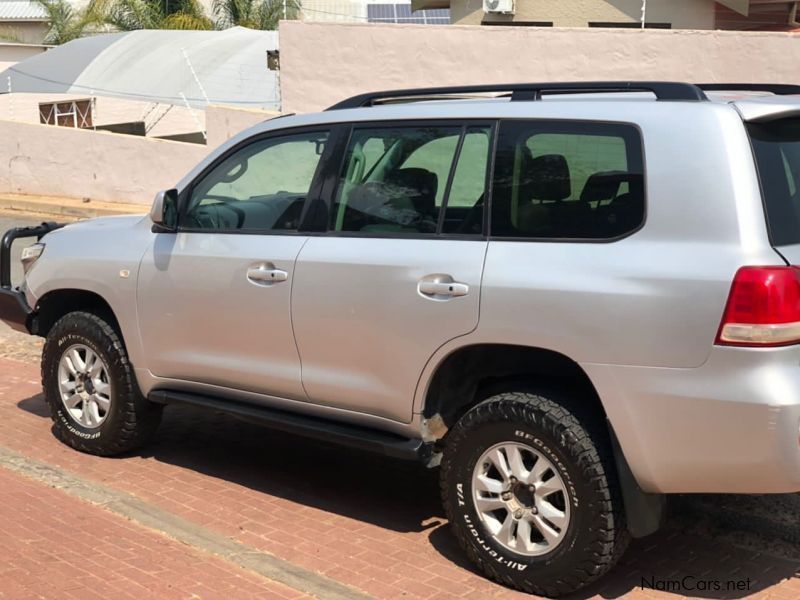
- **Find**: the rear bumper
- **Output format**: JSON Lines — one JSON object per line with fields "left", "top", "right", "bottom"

{"left": 0, "top": 288, "right": 32, "bottom": 333}
{"left": 585, "top": 347, "right": 800, "bottom": 494}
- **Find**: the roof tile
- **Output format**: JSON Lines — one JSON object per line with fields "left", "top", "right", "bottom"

{"left": 0, "top": 1, "right": 48, "bottom": 21}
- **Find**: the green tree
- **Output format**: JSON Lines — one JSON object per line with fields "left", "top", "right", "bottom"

{"left": 36, "top": 0, "right": 106, "bottom": 44}
{"left": 104, "top": 0, "right": 213, "bottom": 31}
{"left": 212, "top": 0, "right": 299, "bottom": 30}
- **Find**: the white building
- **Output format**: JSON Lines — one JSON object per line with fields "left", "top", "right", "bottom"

{"left": 301, "top": 0, "right": 449, "bottom": 24}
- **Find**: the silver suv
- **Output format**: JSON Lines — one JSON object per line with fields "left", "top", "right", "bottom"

{"left": 2, "top": 81, "right": 800, "bottom": 597}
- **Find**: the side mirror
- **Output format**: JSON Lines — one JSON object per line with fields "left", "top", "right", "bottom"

{"left": 150, "top": 189, "right": 178, "bottom": 232}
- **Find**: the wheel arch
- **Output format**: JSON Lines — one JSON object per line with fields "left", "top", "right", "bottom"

{"left": 421, "top": 343, "right": 606, "bottom": 435}
{"left": 32, "top": 288, "right": 123, "bottom": 340}
{"left": 420, "top": 342, "right": 665, "bottom": 538}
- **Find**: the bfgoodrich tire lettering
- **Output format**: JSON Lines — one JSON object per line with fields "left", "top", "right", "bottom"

{"left": 42, "top": 311, "right": 161, "bottom": 456}
{"left": 440, "top": 391, "right": 627, "bottom": 598}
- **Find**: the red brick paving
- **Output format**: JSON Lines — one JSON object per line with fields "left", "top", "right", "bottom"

{"left": 0, "top": 467, "right": 308, "bottom": 600}
{"left": 0, "top": 357, "right": 798, "bottom": 599}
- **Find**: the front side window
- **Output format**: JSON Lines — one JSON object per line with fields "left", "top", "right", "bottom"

{"left": 330, "top": 125, "right": 490, "bottom": 236}
{"left": 184, "top": 131, "right": 329, "bottom": 231}
{"left": 490, "top": 121, "right": 644, "bottom": 240}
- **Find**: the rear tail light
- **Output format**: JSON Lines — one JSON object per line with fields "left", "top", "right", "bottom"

{"left": 716, "top": 266, "right": 800, "bottom": 346}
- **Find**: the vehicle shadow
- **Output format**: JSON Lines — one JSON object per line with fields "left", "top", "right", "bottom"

{"left": 150, "top": 402, "right": 445, "bottom": 534}
{"left": 16, "top": 394, "right": 800, "bottom": 598}
{"left": 18, "top": 394, "right": 50, "bottom": 418}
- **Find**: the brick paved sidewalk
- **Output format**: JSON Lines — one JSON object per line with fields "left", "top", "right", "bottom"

{"left": 0, "top": 356, "right": 799, "bottom": 599}
{"left": 0, "top": 467, "right": 307, "bottom": 600}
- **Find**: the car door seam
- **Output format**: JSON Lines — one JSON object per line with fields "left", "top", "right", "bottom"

{"left": 290, "top": 235, "right": 312, "bottom": 400}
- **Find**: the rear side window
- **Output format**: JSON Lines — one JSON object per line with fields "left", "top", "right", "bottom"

{"left": 748, "top": 119, "right": 800, "bottom": 246}
{"left": 330, "top": 124, "right": 491, "bottom": 236}
{"left": 490, "top": 121, "right": 645, "bottom": 240}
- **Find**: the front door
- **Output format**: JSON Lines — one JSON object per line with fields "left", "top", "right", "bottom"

{"left": 137, "top": 129, "right": 331, "bottom": 401}
{"left": 292, "top": 122, "right": 493, "bottom": 422}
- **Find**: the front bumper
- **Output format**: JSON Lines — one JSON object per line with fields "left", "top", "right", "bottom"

{"left": 0, "top": 287, "right": 32, "bottom": 333}
{"left": 0, "top": 222, "right": 63, "bottom": 334}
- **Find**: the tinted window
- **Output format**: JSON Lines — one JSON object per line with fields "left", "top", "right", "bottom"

{"left": 331, "top": 126, "right": 461, "bottom": 235}
{"left": 749, "top": 119, "right": 800, "bottom": 246}
{"left": 490, "top": 121, "right": 644, "bottom": 240}
{"left": 442, "top": 127, "right": 492, "bottom": 234}
{"left": 184, "top": 132, "right": 328, "bottom": 231}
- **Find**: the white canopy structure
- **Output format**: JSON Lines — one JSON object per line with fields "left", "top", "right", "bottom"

{"left": 0, "top": 27, "right": 279, "bottom": 109}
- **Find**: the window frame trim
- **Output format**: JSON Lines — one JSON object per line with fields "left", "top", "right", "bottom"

{"left": 321, "top": 118, "right": 497, "bottom": 240}
{"left": 175, "top": 124, "right": 342, "bottom": 236}
{"left": 487, "top": 118, "right": 648, "bottom": 244}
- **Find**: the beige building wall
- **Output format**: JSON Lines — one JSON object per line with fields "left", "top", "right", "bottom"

{"left": 205, "top": 104, "right": 280, "bottom": 150}
{"left": 454, "top": 0, "right": 717, "bottom": 28}
{"left": 0, "top": 42, "right": 46, "bottom": 72}
{"left": 280, "top": 21, "right": 800, "bottom": 114}
{"left": 0, "top": 93, "right": 206, "bottom": 138}
{"left": 0, "top": 22, "right": 48, "bottom": 45}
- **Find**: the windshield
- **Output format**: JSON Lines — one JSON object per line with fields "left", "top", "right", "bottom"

{"left": 749, "top": 118, "right": 800, "bottom": 246}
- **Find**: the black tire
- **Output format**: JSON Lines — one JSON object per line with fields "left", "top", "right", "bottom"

{"left": 440, "top": 391, "right": 628, "bottom": 598}
{"left": 42, "top": 311, "right": 162, "bottom": 456}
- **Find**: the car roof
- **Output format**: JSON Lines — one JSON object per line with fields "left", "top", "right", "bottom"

{"left": 236, "top": 83, "right": 800, "bottom": 143}
{"left": 178, "top": 84, "right": 800, "bottom": 191}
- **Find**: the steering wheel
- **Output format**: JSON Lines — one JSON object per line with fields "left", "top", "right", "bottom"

{"left": 217, "top": 203, "right": 246, "bottom": 229}
{"left": 185, "top": 197, "right": 246, "bottom": 230}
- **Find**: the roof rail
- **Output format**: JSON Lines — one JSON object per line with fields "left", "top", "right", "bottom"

{"left": 326, "top": 81, "right": 708, "bottom": 111}
{"left": 698, "top": 83, "right": 800, "bottom": 96}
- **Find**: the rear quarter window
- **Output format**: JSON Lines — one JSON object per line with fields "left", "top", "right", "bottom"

{"left": 748, "top": 118, "right": 800, "bottom": 246}
{"left": 490, "top": 120, "right": 645, "bottom": 240}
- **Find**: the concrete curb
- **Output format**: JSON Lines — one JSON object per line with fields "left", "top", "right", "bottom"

{"left": 0, "top": 445, "right": 372, "bottom": 600}
{"left": 0, "top": 194, "right": 146, "bottom": 221}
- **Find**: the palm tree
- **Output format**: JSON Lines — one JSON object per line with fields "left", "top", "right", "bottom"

{"left": 103, "top": 0, "right": 213, "bottom": 31}
{"left": 36, "top": 0, "right": 106, "bottom": 44}
{"left": 212, "top": 0, "right": 299, "bottom": 30}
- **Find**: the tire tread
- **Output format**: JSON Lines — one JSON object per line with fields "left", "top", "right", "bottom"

{"left": 42, "top": 311, "right": 160, "bottom": 456}
{"left": 440, "top": 391, "right": 628, "bottom": 598}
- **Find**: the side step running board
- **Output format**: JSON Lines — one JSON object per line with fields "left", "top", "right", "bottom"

{"left": 149, "top": 390, "right": 433, "bottom": 462}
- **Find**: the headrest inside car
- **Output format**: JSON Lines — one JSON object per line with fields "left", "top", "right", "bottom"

{"left": 526, "top": 154, "right": 571, "bottom": 201}
{"left": 580, "top": 171, "right": 627, "bottom": 203}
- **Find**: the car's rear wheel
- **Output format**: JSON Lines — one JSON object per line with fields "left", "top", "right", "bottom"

{"left": 42, "top": 311, "right": 161, "bottom": 456}
{"left": 440, "top": 391, "right": 627, "bottom": 598}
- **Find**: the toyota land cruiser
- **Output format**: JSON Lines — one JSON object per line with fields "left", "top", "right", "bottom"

{"left": 2, "top": 82, "right": 800, "bottom": 597}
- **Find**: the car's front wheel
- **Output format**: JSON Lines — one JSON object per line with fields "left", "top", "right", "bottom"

{"left": 440, "top": 391, "right": 627, "bottom": 598}
{"left": 42, "top": 311, "right": 161, "bottom": 456}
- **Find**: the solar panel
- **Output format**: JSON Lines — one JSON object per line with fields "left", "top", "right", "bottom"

{"left": 366, "top": 3, "right": 451, "bottom": 24}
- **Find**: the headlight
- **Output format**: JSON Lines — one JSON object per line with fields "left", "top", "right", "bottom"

{"left": 20, "top": 243, "right": 45, "bottom": 274}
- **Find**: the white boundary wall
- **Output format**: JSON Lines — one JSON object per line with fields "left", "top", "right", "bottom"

{"left": 0, "top": 105, "right": 276, "bottom": 204}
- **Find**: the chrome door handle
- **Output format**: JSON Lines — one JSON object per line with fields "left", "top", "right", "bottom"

{"left": 247, "top": 264, "right": 288, "bottom": 285}
{"left": 418, "top": 279, "right": 469, "bottom": 298}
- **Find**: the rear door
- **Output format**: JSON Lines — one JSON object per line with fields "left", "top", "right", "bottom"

{"left": 291, "top": 121, "right": 494, "bottom": 422}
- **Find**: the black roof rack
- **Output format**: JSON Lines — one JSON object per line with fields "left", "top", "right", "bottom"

{"left": 698, "top": 83, "right": 800, "bottom": 96}
{"left": 326, "top": 81, "right": 708, "bottom": 110}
